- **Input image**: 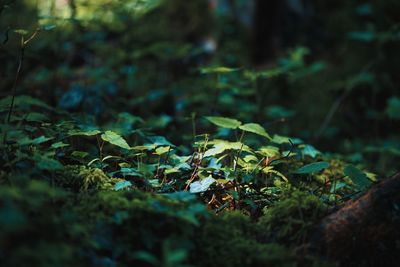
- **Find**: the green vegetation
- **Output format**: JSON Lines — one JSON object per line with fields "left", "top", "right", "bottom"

{"left": 0, "top": 0, "right": 399, "bottom": 266}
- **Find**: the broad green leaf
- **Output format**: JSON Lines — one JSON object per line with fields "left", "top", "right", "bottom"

{"left": 301, "top": 144, "right": 321, "bottom": 158}
{"left": 344, "top": 165, "right": 372, "bottom": 190}
{"left": 239, "top": 123, "right": 271, "bottom": 139}
{"left": 114, "top": 181, "right": 132, "bottom": 191}
{"left": 257, "top": 146, "right": 280, "bottom": 157}
{"left": 205, "top": 116, "right": 242, "bottom": 129}
{"left": 295, "top": 161, "right": 329, "bottom": 174}
{"left": 203, "top": 143, "right": 228, "bottom": 157}
{"left": 271, "top": 134, "right": 291, "bottom": 144}
{"left": 203, "top": 141, "right": 251, "bottom": 158}
{"left": 189, "top": 176, "right": 216, "bottom": 193}
{"left": 35, "top": 156, "right": 63, "bottom": 170}
{"left": 148, "top": 136, "right": 174, "bottom": 146}
{"left": 101, "top": 131, "right": 130, "bottom": 150}
{"left": 31, "top": 136, "right": 53, "bottom": 145}
{"left": 23, "top": 112, "right": 49, "bottom": 122}
{"left": 51, "top": 142, "right": 69, "bottom": 149}
{"left": 155, "top": 146, "right": 170, "bottom": 155}
{"left": 200, "top": 67, "right": 239, "bottom": 74}
{"left": 243, "top": 154, "right": 258, "bottom": 163}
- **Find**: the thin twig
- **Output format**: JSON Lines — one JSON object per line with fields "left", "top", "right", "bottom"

{"left": 6, "top": 37, "right": 24, "bottom": 123}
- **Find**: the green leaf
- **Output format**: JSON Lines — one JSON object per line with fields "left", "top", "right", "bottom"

{"left": 148, "top": 136, "right": 174, "bottom": 146}
{"left": 257, "top": 146, "right": 280, "bottom": 157}
{"left": 120, "top": 168, "right": 143, "bottom": 177}
{"left": 155, "top": 146, "right": 170, "bottom": 155}
{"left": 200, "top": 66, "right": 239, "bottom": 74}
{"left": 271, "top": 134, "right": 291, "bottom": 144}
{"left": 24, "top": 112, "right": 49, "bottom": 122}
{"left": 205, "top": 116, "right": 242, "bottom": 129}
{"left": 101, "top": 131, "right": 130, "bottom": 150}
{"left": 189, "top": 176, "right": 216, "bottom": 193}
{"left": 295, "top": 161, "right": 329, "bottom": 174}
{"left": 203, "top": 141, "right": 251, "bottom": 158}
{"left": 51, "top": 142, "right": 69, "bottom": 149}
{"left": 344, "top": 165, "right": 372, "bottom": 190}
{"left": 239, "top": 123, "right": 271, "bottom": 139}
{"left": 301, "top": 144, "right": 321, "bottom": 158}
{"left": 114, "top": 181, "right": 132, "bottom": 191}
{"left": 35, "top": 156, "right": 63, "bottom": 170}
{"left": 31, "top": 136, "right": 53, "bottom": 145}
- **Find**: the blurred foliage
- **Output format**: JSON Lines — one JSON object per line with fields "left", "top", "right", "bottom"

{"left": 0, "top": 0, "right": 399, "bottom": 266}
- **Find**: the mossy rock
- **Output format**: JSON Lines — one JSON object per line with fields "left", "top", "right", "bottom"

{"left": 257, "top": 190, "right": 327, "bottom": 245}
{"left": 0, "top": 181, "right": 330, "bottom": 267}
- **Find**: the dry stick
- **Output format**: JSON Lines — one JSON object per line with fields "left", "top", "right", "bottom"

{"left": 6, "top": 29, "right": 39, "bottom": 124}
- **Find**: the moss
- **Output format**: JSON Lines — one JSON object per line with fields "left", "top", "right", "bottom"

{"left": 0, "top": 181, "right": 82, "bottom": 267}
{"left": 55, "top": 165, "right": 122, "bottom": 192}
{"left": 257, "top": 190, "right": 327, "bottom": 245}
{"left": 0, "top": 181, "right": 330, "bottom": 267}
{"left": 193, "top": 211, "right": 297, "bottom": 267}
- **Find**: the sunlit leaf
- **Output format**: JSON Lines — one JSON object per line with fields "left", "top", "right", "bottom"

{"left": 101, "top": 131, "right": 130, "bottom": 150}
{"left": 189, "top": 176, "right": 216, "bottom": 193}
{"left": 203, "top": 141, "right": 251, "bottom": 158}
{"left": 200, "top": 66, "right": 239, "bottom": 74}
{"left": 205, "top": 116, "right": 242, "bottom": 129}
{"left": 257, "top": 146, "right": 280, "bottom": 157}
{"left": 155, "top": 146, "right": 170, "bottom": 155}
{"left": 239, "top": 123, "right": 271, "bottom": 139}
{"left": 114, "top": 180, "right": 132, "bottom": 191}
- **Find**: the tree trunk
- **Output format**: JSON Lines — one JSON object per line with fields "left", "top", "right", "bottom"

{"left": 305, "top": 172, "right": 400, "bottom": 267}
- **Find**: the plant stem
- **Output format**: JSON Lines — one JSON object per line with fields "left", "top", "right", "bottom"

{"left": 7, "top": 36, "right": 24, "bottom": 123}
